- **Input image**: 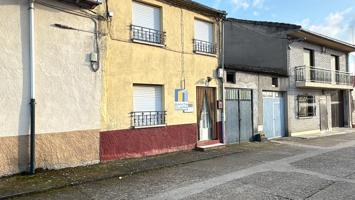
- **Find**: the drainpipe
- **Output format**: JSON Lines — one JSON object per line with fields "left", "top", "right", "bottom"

{"left": 29, "top": 0, "right": 36, "bottom": 175}
{"left": 221, "top": 16, "right": 226, "bottom": 144}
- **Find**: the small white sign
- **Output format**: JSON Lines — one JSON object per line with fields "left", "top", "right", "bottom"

{"left": 183, "top": 104, "right": 194, "bottom": 113}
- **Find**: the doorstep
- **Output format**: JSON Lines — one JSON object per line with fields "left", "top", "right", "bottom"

{"left": 196, "top": 140, "right": 225, "bottom": 151}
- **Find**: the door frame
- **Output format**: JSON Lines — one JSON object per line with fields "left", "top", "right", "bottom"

{"left": 196, "top": 86, "right": 219, "bottom": 143}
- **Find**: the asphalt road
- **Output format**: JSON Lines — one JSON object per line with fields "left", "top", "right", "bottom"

{"left": 13, "top": 133, "right": 355, "bottom": 200}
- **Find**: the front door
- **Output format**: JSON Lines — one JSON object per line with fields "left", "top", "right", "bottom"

{"left": 319, "top": 97, "right": 329, "bottom": 131}
{"left": 263, "top": 92, "right": 285, "bottom": 139}
{"left": 197, "top": 87, "right": 217, "bottom": 141}
{"left": 331, "top": 90, "right": 344, "bottom": 127}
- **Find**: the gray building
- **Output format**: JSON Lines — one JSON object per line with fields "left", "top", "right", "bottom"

{"left": 223, "top": 19, "right": 355, "bottom": 142}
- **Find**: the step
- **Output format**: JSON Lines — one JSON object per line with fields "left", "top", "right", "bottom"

{"left": 195, "top": 143, "right": 225, "bottom": 151}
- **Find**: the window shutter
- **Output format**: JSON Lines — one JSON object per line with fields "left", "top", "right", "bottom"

{"left": 132, "top": 2, "right": 161, "bottom": 31}
{"left": 133, "top": 85, "right": 162, "bottom": 112}
{"left": 194, "top": 20, "right": 213, "bottom": 42}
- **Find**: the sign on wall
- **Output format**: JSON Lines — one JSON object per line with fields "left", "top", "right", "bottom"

{"left": 175, "top": 89, "right": 189, "bottom": 110}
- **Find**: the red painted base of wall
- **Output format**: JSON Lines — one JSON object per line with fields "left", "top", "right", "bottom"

{"left": 100, "top": 124, "right": 198, "bottom": 161}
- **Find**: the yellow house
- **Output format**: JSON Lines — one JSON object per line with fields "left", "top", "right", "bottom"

{"left": 100, "top": 0, "right": 226, "bottom": 160}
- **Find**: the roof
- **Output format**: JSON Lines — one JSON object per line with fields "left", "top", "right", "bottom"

{"left": 161, "top": 0, "right": 227, "bottom": 17}
{"left": 289, "top": 29, "right": 355, "bottom": 53}
{"left": 227, "top": 18, "right": 301, "bottom": 30}
{"left": 227, "top": 18, "right": 355, "bottom": 53}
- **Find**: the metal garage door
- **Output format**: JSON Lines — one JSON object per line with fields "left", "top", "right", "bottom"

{"left": 263, "top": 91, "right": 285, "bottom": 139}
{"left": 225, "top": 89, "right": 253, "bottom": 144}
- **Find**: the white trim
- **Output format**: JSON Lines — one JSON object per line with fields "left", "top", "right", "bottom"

{"left": 193, "top": 51, "right": 217, "bottom": 57}
{"left": 132, "top": 39, "right": 165, "bottom": 47}
{"left": 133, "top": 124, "right": 167, "bottom": 129}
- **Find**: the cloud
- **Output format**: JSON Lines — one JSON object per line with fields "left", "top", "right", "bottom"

{"left": 300, "top": 8, "right": 355, "bottom": 73}
{"left": 231, "top": 0, "right": 250, "bottom": 10}
{"left": 230, "top": 0, "right": 266, "bottom": 10}
{"left": 252, "top": 0, "right": 265, "bottom": 9}
{"left": 301, "top": 8, "right": 354, "bottom": 41}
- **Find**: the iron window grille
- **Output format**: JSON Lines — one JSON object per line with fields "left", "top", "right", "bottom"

{"left": 130, "top": 111, "right": 166, "bottom": 127}
{"left": 131, "top": 25, "right": 165, "bottom": 45}
{"left": 193, "top": 39, "right": 216, "bottom": 54}
{"left": 297, "top": 96, "right": 316, "bottom": 118}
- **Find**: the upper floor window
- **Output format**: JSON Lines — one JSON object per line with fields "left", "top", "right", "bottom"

{"left": 331, "top": 55, "right": 340, "bottom": 71}
{"left": 303, "top": 49, "right": 314, "bottom": 66}
{"left": 131, "top": 2, "right": 165, "bottom": 45}
{"left": 194, "top": 19, "right": 216, "bottom": 54}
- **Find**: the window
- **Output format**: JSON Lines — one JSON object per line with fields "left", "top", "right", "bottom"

{"left": 132, "top": 85, "right": 166, "bottom": 127}
{"left": 131, "top": 2, "right": 164, "bottom": 45}
{"left": 331, "top": 55, "right": 339, "bottom": 71}
{"left": 194, "top": 19, "right": 215, "bottom": 54}
{"left": 272, "top": 77, "right": 278, "bottom": 87}
{"left": 303, "top": 49, "right": 314, "bottom": 66}
{"left": 297, "top": 96, "right": 316, "bottom": 118}
{"left": 226, "top": 71, "right": 236, "bottom": 83}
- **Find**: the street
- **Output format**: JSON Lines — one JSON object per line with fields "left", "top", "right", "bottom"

{"left": 13, "top": 133, "right": 355, "bottom": 200}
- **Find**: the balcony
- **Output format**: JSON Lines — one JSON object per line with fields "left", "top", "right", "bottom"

{"left": 193, "top": 39, "right": 216, "bottom": 55}
{"left": 295, "top": 66, "right": 352, "bottom": 89}
{"left": 131, "top": 25, "right": 166, "bottom": 46}
{"left": 130, "top": 111, "right": 167, "bottom": 128}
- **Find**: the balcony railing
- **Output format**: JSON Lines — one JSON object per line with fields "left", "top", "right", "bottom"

{"left": 130, "top": 111, "right": 166, "bottom": 128}
{"left": 295, "top": 66, "right": 352, "bottom": 87}
{"left": 131, "top": 25, "right": 165, "bottom": 45}
{"left": 336, "top": 71, "right": 352, "bottom": 85}
{"left": 193, "top": 39, "right": 216, "bottom": 54}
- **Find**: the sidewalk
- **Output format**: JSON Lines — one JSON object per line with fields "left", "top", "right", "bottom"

{"left": 0, "top": 141, "right": 276, "bottom": 199}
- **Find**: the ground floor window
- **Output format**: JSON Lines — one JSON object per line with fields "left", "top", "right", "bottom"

{"left": 132, "top": 85, "right": 166, "bottom": 127}
{"left": 297, "top": 96, "right": 316, "bottom": 118}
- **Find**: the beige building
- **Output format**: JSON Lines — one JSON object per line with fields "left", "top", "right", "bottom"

{"left": 100, "top": 0, "right": 226, "bottom": 160}
{"left": 0, "top": 0, "right": 102, "bottom": 176}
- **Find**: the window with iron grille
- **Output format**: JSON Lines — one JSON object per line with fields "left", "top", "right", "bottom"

{"left": 131, "top": 1, "right": 165, "bottom": 45}
{"left": 297, "top": 96, "right": 316, "bottom": 118}
{"left": 132, "top": 85, "right": 166, "bottom": 127}
{"left": 194, "top": 19, "right": 216, "bottom": 54}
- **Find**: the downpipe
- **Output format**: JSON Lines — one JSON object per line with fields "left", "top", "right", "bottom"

{"left": 221, "top": 17, "right": 226, "bottom": 144}
{"left": 29, "top": 0, "right": 36, "bottom": 175}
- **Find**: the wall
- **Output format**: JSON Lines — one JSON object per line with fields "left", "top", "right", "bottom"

{"left": 0, "top": 0, "right": 101, "bottom": 176}
{"left": 224, "top": 20, "right": 290, "bottom": 76}
{"left": 287, "top": 41, "right": 349, "bottom": 134}
{"left": 100, "top": 0, "right": 221, "bottom": 160}
{"left": 224, "top": 71, "right": 289, "bottom": 136}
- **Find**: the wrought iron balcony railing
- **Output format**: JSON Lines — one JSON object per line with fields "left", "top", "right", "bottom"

{"left": 193, "top": 39, "right": 216, "bottom": 54}
{"left": 295, "top": 66, "right": 352, "bottom": 86}
{"left": 130, "top": 111, "right": 166, "bottom": 128}
{"left": 131, "top": 25, "right": 165, "bottom": 45}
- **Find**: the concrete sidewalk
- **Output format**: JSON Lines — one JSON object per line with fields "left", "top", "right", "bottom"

{"left": 0, "top": 142, "right": 276, "bottom": 199}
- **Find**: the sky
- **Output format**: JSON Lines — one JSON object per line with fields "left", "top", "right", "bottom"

{"left": 197, "top": 0, "right": 355, "bottom": 73}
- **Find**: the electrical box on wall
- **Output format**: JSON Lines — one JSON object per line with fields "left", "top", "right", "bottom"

{"left": 217, "top": 100, "right": 223, "bottom": 109}
{"left": 217, "top": 68, "right": 224, "bottom": 79}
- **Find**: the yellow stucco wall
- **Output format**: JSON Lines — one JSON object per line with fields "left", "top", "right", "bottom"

{"left": 102, "top": 0, "right": 222, "bottom": 131}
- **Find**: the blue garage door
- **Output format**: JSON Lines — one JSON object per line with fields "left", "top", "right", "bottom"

{"left": 263, "top": 92, "right": 285, "bottom": 139}
{"left": 225, "top": 89, "right": 253, "bottom": 144}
